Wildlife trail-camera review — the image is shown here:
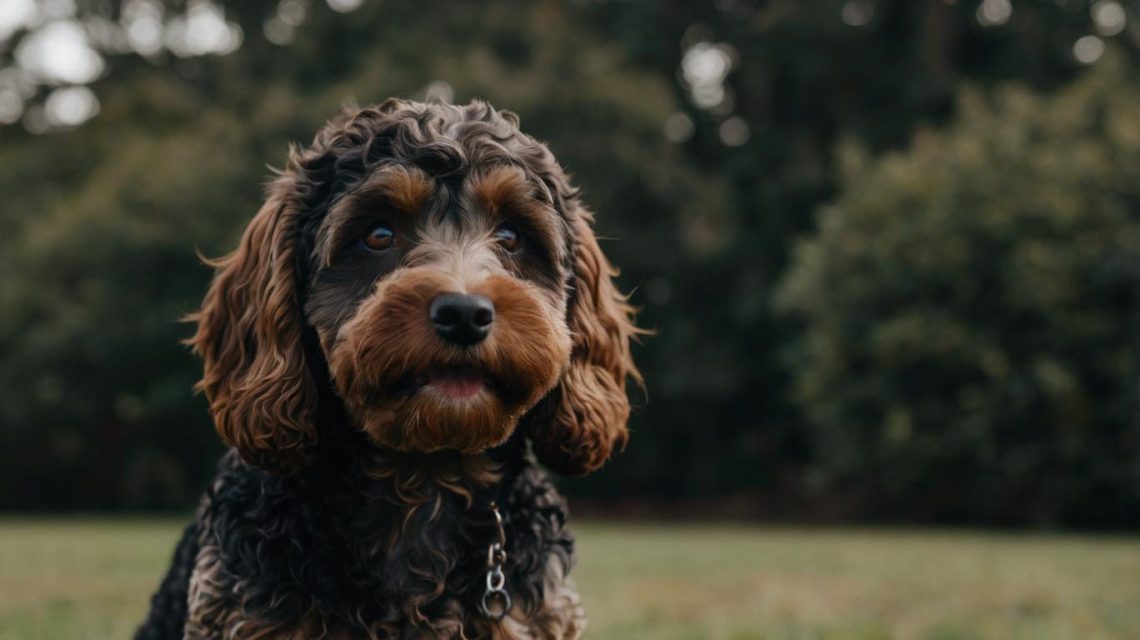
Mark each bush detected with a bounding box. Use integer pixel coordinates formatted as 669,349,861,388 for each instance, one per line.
777,57,1140,526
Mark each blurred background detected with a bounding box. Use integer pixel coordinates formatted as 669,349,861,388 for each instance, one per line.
0,1,1139,637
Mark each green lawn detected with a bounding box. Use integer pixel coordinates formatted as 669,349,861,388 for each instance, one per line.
0,519,1136,639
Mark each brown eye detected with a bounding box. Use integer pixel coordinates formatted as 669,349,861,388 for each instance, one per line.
362,223,395,251
493,224,521,253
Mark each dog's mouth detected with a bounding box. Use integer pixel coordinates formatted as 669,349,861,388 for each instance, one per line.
395,366,497,401
424,367,488,400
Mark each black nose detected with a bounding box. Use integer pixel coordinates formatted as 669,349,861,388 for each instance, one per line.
429,293,494,346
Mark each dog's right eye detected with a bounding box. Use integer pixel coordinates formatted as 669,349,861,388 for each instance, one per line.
362,223,395,251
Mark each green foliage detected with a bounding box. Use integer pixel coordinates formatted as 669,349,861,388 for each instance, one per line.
777,57,1140,525
571,0,1140,508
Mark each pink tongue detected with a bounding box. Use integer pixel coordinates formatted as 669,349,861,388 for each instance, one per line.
430,373,484,399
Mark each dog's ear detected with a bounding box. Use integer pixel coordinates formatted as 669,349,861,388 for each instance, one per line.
527,205,642,475
188,173,318,475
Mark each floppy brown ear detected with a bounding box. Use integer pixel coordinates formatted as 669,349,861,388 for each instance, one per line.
527,206,642,475
188,174,318,475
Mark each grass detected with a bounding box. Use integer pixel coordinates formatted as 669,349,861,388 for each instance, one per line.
0,519,1137,639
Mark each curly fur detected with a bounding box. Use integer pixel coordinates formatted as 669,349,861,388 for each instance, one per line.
136,100,637,639
175,443,578,639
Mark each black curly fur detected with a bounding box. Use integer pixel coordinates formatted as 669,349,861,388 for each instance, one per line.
136,431,574,638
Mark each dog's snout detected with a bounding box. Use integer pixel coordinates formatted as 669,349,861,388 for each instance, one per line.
429,293,494,346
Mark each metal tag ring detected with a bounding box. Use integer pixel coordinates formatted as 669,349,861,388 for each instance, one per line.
486,567,506,592
486,542,502,569
479,588,512,621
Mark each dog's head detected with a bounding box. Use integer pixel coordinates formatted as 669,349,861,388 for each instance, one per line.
190,100,639,476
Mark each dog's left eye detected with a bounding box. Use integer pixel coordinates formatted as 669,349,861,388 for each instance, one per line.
493,224,521,253
362,223,395,251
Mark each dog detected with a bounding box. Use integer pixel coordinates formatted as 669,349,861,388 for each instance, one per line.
134,99,640,639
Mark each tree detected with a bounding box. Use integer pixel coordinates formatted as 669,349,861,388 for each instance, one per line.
777,56,1140,526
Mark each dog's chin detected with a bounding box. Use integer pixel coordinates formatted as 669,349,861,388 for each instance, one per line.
349,368,532,453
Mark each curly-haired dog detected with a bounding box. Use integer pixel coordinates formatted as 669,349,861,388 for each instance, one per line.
134,99,639,640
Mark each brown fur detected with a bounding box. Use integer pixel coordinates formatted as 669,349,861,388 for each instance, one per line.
187,181,319,475
525,207,642,475
318,165,436,268
328,267,571,453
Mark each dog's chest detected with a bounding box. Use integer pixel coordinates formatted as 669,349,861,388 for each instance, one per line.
184,455,584,639
185,526,586,640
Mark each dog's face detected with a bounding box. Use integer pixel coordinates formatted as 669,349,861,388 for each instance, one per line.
309,163,573,454
191,100,639,475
